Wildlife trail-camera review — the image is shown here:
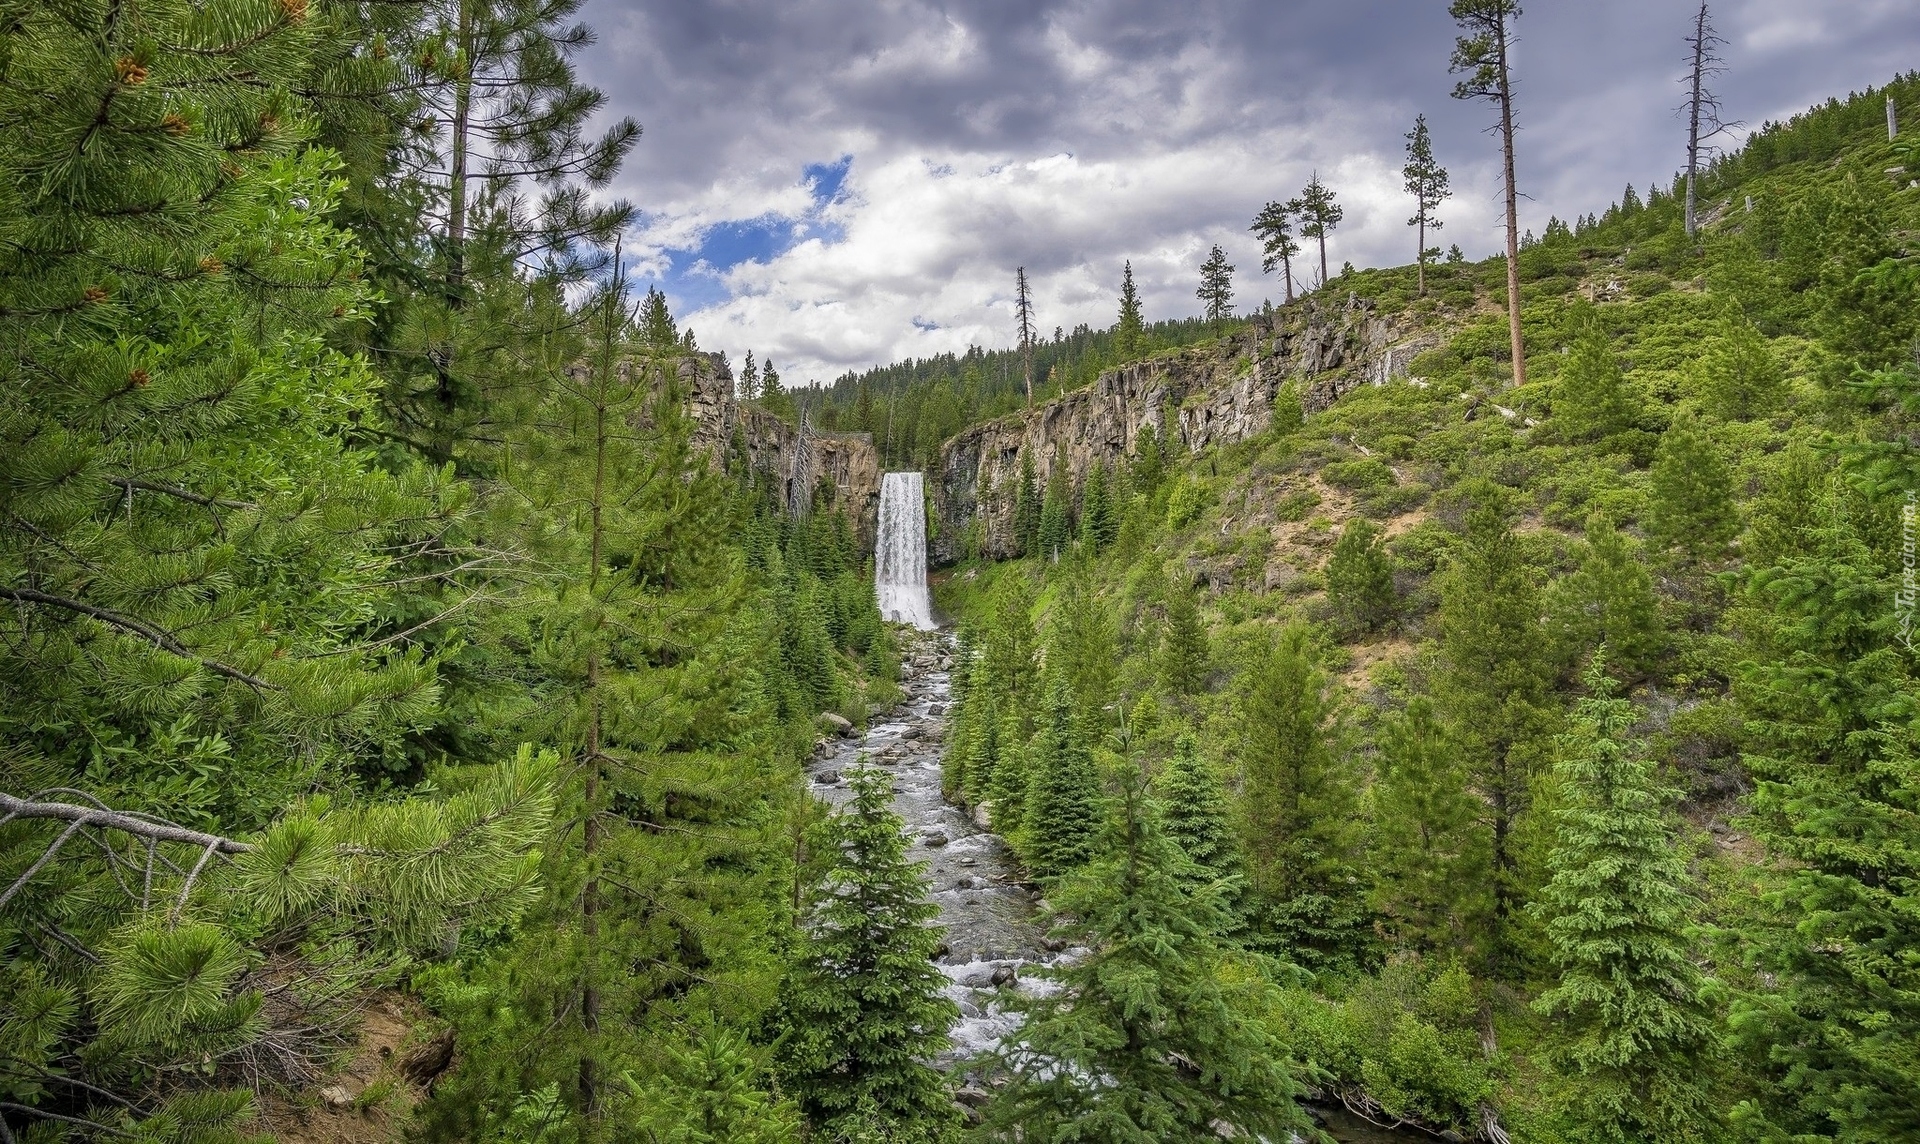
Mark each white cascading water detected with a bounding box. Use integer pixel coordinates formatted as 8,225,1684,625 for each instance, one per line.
875,472,937,630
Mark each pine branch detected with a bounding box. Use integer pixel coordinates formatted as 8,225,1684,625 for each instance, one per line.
0,587,277,690
106,476,254,510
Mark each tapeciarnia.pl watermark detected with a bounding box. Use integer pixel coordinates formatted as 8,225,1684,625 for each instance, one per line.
1901,490,1916,650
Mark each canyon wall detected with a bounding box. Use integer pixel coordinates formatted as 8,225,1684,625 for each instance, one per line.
678,353,886,550
931,291,1439,563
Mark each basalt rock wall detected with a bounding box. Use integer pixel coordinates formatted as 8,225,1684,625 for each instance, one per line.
931,292,1438,563
641,352,886,551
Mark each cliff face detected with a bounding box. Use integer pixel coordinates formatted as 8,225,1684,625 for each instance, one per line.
931,292,1438,563
677,353,886,550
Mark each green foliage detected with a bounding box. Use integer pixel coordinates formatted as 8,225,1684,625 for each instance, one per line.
1532,659,1718,1143
1116,262,1146,359
1369,699,1489,952
778,766,957,1138
1198,244,1235,328
978,773,1309,1143
1250,200,1302,301
1294,173,1344,286
1234,625,1366,962
1326,519,1397,635
1037,465,1072,559
1694,305,1786,420
1159,581,1211,700
1080,461,1119,552
1544,513,1664,679
1647,410,1736,564
1022,686,1104,879
1154,734,1241,894
1551,304,1642,442
1435,488,1553,973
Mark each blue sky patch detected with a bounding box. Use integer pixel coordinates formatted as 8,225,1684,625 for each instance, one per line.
639,156,854,325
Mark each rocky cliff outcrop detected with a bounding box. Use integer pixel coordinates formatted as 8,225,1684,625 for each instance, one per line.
932,292,1439,563
678,353,885,550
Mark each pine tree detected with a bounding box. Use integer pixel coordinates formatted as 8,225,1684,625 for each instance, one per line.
1326,518,1397,635
374,0,639,467
978,771,1308,1144
1294,174,1344,288
740,350,760,402
1080,461,1118,551
1016,266,1037,406
1155,734,1241,892
1695,305,1785,420
641,286,679,346
1037,465,1071,560
778,765,958,1137
1450,0,1528,387
1727,360,1920,1142
1546,513,1664,679
1435,487,1553,973
1553,304,1641,442
1250,200,1301,303
1047,569,1120,729
1235,625,1365,961
1159,582,1211,700
1370,698,1490,951
1197,244,1235,330
1532,658,1718,1144
1116,261,1146,358
1023,686,1104,879
1013,452,1042,557
1647,410,1735,564
1403,114,1453,296
625,1022,801,1143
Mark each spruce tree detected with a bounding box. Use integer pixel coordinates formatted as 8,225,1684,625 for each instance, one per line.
1023,685,1104,879
1435,487,1553,973
777,765,958,1138
1532,658,1718,1144
1197,244,1235,329
1403,114,1453,296
1047,569,1119,729
1250,200,1301,303
1116,261,1146,358
978,772,1308,1144
1037,465,1071,560
1080,461,1118,552
1647,410,1736,564
1154,734,1241,893
1553,304,1641,443
740,350,761,402
1546,513,1664,679
1013,452,1042,556
1728,361,1920,1142
1294,173,1344,288
640,286,679,346
1159,582,1211,700
1326,518,1398,635
1235,625,1365,961
1369,698,1490,951
1695,305,1785,420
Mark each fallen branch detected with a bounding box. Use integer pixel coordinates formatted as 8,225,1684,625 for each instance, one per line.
0,792,250,911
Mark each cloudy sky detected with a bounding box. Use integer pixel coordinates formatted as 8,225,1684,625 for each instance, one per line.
577,0,1919,383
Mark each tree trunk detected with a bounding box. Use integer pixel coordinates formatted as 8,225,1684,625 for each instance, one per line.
445,0,474,303
577,304,613,1128
1417,214,1427,296
1684,2,1708,238
1283,256,1294,304
1495,23,1526,389
1318,234,1329,290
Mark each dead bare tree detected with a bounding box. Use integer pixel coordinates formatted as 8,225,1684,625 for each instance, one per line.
1016,267,1037,407
1450,0,1528,389
1681,2,1740,238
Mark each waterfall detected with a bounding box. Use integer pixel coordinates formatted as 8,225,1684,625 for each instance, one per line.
876,472,936,630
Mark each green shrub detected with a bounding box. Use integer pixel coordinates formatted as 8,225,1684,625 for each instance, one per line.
1321,458,1398,494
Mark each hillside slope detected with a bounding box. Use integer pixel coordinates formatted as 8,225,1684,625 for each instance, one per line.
931,74,1920,1142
